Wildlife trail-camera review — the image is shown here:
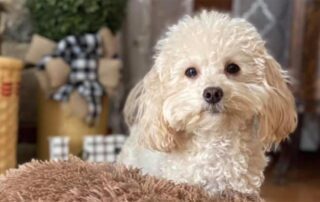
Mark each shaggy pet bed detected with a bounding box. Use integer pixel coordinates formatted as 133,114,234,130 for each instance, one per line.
0,157,261,201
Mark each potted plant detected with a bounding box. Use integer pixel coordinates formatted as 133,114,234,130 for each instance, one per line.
27,0,127,41
25,0,127,159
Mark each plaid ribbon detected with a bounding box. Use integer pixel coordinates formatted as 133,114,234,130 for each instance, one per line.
37,34,105,123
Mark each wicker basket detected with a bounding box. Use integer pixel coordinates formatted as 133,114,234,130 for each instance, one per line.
0,57,23,174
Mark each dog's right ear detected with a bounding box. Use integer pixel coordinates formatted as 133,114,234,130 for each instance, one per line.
123,67,180,152
123,79,145,127
123,67,160,127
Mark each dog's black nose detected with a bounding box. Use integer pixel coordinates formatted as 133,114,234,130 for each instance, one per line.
203,87,223,104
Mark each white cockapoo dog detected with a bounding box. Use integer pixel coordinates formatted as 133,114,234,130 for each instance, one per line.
118,11,297,195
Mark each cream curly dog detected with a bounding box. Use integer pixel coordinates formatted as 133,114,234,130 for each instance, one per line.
118,11,297,195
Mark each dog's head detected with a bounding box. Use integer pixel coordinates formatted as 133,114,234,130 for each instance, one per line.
124,11,297,152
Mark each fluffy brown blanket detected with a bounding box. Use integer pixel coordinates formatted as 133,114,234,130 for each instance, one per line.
0,157,261,201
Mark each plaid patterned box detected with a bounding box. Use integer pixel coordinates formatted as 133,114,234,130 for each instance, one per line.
83,134,127,163
48,136,70,161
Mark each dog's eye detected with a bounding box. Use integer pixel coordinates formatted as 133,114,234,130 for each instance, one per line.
225,63,240,75
185,67,198,78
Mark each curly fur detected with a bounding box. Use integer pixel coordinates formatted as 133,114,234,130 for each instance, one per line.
118,11,297,195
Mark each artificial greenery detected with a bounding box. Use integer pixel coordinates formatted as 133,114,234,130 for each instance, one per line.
27,0,127,41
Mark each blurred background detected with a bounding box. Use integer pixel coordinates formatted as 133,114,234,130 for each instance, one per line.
0,0,319,201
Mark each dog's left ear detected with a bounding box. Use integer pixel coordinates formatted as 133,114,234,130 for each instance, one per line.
259,54,297,146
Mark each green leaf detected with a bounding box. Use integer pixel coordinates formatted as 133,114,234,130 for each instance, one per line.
27,0,128,41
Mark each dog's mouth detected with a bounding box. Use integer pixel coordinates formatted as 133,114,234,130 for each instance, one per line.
202,103,224,114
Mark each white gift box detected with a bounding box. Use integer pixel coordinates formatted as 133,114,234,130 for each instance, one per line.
83,134,127,163
48,136,70,161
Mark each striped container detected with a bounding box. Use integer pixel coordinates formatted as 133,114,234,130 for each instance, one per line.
0,57,23,173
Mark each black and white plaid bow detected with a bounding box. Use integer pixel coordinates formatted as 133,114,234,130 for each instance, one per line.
37,34,105,124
